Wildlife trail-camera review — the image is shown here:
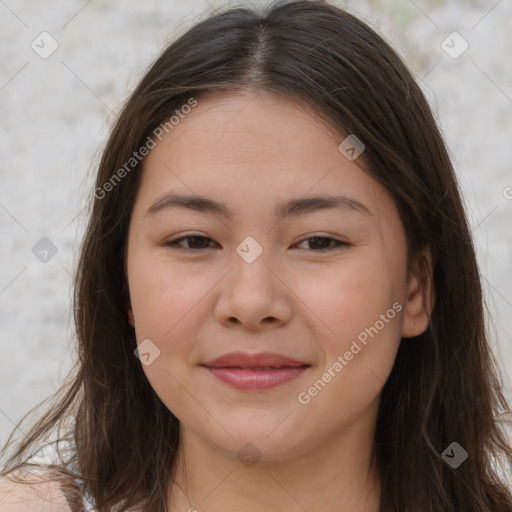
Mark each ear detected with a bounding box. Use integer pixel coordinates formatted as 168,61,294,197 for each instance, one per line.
127,303,135,328
401,245,435,338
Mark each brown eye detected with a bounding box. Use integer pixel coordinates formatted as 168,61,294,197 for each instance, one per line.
164,235,348,252
295,237,347,251
165,236,218,250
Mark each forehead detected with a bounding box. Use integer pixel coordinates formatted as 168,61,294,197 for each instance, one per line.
132,88,402,235
141,89,374,197
156,89,341,163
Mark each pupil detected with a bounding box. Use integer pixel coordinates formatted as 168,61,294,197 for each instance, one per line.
189,236,209,248
309,237,329,249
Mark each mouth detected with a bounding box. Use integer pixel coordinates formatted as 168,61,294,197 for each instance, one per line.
201,352,311,390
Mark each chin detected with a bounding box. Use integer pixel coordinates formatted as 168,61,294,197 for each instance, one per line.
199,422,309,462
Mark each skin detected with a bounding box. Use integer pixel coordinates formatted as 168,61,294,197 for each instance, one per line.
126,88,434,512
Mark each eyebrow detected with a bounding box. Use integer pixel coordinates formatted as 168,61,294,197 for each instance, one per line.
145,192,373,219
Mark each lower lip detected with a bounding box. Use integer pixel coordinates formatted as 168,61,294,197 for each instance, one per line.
205,365,310,390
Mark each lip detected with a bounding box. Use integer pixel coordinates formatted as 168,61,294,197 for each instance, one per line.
201,351,311,390
203,351,308,369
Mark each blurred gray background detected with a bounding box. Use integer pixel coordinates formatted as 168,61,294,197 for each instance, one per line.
1,0,511,452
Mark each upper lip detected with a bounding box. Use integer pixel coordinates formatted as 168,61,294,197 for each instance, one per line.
202,351,309,369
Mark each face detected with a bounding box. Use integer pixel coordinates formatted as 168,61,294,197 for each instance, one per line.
126,88,430,461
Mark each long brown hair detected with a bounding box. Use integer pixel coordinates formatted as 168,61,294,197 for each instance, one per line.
1,1,511,510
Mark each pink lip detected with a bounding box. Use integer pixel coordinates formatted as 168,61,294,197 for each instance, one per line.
201,351,311,390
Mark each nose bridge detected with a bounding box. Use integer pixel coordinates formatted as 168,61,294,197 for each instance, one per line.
230,234,275,290
235,234,267,266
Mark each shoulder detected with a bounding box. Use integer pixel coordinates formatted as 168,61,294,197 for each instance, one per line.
0,469,73,512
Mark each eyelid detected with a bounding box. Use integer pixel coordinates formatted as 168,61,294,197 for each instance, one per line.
165,234,219,250
164,233,350,251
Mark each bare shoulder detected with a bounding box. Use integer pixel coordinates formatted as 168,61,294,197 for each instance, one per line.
0,469,73,512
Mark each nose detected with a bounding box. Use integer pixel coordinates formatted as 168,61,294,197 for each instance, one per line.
214,243,292,330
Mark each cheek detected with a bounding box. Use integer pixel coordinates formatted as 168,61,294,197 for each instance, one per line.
295,271,402,428
296,250,403,346
295,251,404,402
129,251,210,337
128,255,212,420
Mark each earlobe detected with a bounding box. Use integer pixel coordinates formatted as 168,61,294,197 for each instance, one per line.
401,246,435,338
127,306,135,328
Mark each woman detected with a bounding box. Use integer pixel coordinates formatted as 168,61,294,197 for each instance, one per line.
1,1,511,510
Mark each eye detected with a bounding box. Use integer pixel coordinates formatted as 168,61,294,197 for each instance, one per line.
294,236,348,251
164,235,347,251
165,235,219,250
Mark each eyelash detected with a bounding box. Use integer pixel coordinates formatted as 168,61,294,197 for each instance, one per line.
164,235,348,252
